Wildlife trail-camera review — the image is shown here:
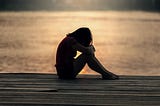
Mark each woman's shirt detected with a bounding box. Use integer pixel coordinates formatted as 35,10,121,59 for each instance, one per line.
55,36,77,71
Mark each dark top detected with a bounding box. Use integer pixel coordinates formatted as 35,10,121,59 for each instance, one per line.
55,36,77,78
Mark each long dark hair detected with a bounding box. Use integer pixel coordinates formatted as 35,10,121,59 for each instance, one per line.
67,27,93,47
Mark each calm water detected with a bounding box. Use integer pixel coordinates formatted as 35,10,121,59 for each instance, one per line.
0,11,160,75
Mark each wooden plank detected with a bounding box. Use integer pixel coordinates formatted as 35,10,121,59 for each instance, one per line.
0,73,159,106
0,94,159,105
0,96,159,106
0,73,160,80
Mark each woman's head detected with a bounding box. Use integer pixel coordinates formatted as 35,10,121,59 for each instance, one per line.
67,27,93,46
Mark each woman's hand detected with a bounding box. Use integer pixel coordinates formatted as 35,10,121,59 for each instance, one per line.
88,45,96,55
72,42,95,55
90,45,96,52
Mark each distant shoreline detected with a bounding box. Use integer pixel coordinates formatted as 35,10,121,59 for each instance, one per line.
0,10,160,13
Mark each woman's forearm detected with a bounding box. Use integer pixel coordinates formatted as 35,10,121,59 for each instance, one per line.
72,43,95,54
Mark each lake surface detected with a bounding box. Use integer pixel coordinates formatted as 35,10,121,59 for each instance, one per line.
0,11,160,75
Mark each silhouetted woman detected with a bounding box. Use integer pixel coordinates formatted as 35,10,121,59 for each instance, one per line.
55,27,119,80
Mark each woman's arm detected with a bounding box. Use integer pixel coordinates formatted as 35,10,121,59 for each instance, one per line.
72,42,95,55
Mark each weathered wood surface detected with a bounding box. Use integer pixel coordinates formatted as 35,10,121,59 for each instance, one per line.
0,73,159,106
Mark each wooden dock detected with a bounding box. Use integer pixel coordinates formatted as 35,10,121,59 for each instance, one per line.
0,73,159,106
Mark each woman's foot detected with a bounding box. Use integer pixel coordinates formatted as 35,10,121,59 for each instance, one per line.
102,74,119,80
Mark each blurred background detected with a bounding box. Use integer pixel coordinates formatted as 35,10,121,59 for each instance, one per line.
0,0,160,11
0,0,160,76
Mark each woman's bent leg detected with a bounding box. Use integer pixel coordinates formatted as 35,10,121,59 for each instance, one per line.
73,54,87,77
73,53,119,79
86,54,119,79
